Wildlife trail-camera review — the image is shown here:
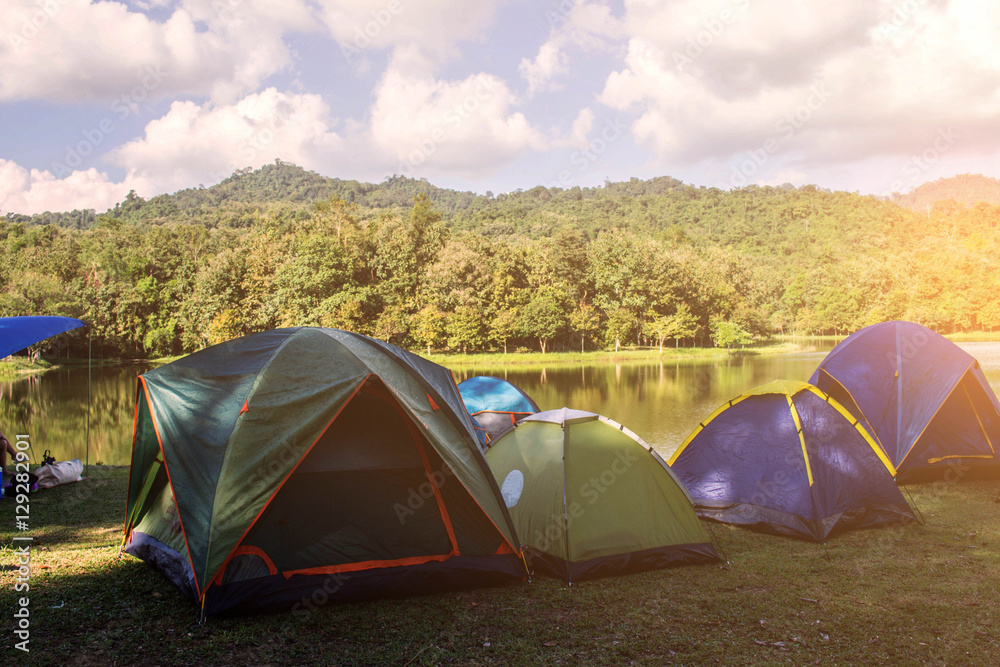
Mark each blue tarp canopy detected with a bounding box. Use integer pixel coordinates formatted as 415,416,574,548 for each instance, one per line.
0,316,86,359
810,320,1000,480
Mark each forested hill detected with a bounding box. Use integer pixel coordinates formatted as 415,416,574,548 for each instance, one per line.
2,161,481,229
893,174,1000,211
1,162,998,359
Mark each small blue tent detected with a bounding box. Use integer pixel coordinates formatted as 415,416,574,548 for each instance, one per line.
458,376,540,445
0,316,85,357
810,321,1000,481
669,381,915,541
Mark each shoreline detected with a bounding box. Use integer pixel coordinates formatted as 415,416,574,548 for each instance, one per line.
7,331,1000,376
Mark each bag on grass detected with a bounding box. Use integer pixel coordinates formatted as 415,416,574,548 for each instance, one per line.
3,471,39,496
34,458,83,489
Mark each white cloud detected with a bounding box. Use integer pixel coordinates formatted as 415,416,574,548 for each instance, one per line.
550,107,595,149
316,0,503,65
518,1,623,95
0,0,315,104
3,62,555,213
598,0,1000,175
106,88,346,193
370,54,546,179
520,40,570,95
0,159,137,214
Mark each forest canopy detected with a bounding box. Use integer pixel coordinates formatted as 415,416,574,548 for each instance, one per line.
3,162,999,359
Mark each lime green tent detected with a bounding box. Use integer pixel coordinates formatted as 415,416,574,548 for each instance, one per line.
123,328,524,616
485,408,718,582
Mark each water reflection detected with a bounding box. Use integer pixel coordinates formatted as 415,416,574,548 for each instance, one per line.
5,342,999,466
453,351,836,459
454,343,1000,460
0,364,149,466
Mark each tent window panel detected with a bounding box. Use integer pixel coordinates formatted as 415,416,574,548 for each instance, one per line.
964,373,1000,453
127,393,161,516
221,552,275,584
473,412,519,439
424,451,506,556
133,470,187,556
297,388,424,472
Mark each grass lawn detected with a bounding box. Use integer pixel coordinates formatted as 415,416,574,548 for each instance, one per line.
2,467,999,666
0,357,54,381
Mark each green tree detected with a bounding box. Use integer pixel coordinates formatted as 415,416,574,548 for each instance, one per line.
490,307,520,354
446,305,487,353
411,304,448,354
519,290,567,353
711,318,753,350
569,301,600,353
604,308,636,351
668,303,699,348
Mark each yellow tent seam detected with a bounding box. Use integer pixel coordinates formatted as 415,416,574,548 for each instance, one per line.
805,385,896,476
786,394,813,486
668,394,751,465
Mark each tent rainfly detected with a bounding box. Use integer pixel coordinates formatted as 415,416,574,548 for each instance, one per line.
810,320,1000,481
669,380,917,541
123,328,526,616
486,408,719,582
458,375,541,446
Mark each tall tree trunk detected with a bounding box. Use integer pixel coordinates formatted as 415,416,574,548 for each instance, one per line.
540,339,547,354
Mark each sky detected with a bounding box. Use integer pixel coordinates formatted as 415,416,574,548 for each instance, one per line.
2,0,1000,215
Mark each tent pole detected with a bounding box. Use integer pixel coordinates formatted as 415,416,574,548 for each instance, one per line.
86,328,91,476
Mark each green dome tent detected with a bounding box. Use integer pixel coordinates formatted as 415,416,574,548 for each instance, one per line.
485,408,718,582
123,328,525,616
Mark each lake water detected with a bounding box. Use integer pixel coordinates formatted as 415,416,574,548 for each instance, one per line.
6,342,1000,466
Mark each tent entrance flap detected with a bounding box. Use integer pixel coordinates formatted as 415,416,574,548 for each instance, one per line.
232,377,457,579
126,328,527,615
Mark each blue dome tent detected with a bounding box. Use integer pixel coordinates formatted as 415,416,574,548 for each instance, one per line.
458,376,540,446
669,381,916,541
810,321,1000,481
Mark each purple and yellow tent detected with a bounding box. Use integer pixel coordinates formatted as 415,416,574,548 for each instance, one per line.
810,321,1000,481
